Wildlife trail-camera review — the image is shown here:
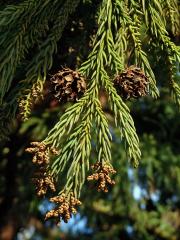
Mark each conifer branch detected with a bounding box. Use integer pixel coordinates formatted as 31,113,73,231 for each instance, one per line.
140,0,180,107
44,82,96,146
116,0,159,98
44,0,141,206
0,0,78,114
101,68,141,167
94,98,112,165
17,0,80,118
50,96,94,198
1,0,179,223
163,0,180,36
0,0,48,103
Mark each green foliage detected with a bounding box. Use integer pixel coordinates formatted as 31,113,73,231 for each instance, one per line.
1,86,179,240
139,0,180,107
0,0,179,227
0,0,80,120
41,0,179,199
80,95,180,240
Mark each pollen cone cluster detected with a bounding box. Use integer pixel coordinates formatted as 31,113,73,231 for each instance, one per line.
87,162,116,192
26,142,58,196
32,169,55,196
45,193,82,223
26,142,49,165
51,68,86,102
113,66,149,99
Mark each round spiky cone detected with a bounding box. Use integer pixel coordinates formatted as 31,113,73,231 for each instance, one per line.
113,66,149,99
51,68,86,102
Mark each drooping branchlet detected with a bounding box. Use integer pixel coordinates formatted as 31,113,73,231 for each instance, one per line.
113,66,149,99
45,193,81,223
87,162,116,192
19,82,43,121
51,68,86,102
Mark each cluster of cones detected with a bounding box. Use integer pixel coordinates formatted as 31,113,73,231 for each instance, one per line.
51,66,148,103
26,142,58,196
45,193,82,223
87,162,116,192
19,66,148,121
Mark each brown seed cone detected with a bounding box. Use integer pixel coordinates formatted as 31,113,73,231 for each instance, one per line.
113,66,149,99
51,68,86,102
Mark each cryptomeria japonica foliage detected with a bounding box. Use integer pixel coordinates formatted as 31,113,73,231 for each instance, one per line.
0,0,179,224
